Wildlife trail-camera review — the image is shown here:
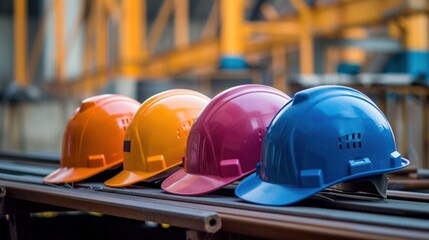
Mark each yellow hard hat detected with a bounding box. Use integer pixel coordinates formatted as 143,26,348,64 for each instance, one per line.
104,89,210,187
44,94,140,184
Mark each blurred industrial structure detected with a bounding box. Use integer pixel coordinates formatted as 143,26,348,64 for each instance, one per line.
0,0,429,167
1,1,429,239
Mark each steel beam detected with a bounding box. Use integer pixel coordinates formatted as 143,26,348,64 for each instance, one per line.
13,0,27,87
121,0,146,77
174,0,189,48
54,0,66,82
0,181,221,233
220,0,244,57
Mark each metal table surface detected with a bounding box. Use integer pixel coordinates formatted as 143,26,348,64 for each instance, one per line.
1,179,429,240
1,152,429,240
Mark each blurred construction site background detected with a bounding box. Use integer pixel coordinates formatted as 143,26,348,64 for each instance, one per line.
0,0,428,168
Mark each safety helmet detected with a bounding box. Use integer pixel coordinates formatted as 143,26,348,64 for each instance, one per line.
161,84,291,195
104,89,210,187
44,94,140,184
235,85,409,205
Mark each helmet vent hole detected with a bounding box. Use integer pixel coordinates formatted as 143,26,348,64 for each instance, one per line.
258,129,263,142
120,118,131,131
176,129,181,139
339,133,362,151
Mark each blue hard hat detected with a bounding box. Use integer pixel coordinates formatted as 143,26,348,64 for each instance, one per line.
235,85,410,206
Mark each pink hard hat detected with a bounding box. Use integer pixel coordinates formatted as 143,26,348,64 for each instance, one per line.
161,84,291,195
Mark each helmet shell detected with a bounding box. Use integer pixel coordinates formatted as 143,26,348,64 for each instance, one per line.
105,89,210,187
235,85,409,205
162,84,291,195
44,94,140,183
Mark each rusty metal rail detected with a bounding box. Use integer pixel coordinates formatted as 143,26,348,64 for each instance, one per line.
0,181,220,233
0,151,60,164
1,180,429,239
387,190,429,202
1,153,429,239
97,185,429,219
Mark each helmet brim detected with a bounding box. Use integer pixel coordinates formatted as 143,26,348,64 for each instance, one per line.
104,169,161,187
235,172,322,205
43,160,121,184
104,161,183,187
235,157,410,206
161,168,243,195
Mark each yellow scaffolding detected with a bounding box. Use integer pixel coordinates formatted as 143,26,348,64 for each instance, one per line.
14,0,27,87
11,0,429,95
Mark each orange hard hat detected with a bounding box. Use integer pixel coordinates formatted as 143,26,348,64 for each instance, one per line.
104,89,210,187
44,94,140,183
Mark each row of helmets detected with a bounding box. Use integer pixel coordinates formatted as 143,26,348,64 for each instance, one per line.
44,85,409,206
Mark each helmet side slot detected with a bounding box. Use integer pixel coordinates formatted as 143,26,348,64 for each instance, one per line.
338,133,362,151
